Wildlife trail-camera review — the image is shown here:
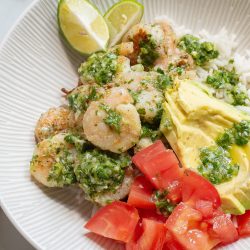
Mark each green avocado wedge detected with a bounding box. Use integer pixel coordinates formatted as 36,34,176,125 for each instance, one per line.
161,80,250,215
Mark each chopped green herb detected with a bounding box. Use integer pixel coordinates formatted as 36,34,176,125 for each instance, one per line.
78,52,118,85
198,146,239,185
68,93,87,112
167,64,185,76
178,34,219,66
67,86,99,112
206,67,240,89
74,149,131,197
47,150,77,186
141,125,160,141
156,68,165,74
99,103,122,133
153,190,175,216
138,35,160,68
217,120,250,148
140,79,149,87
155,69,172,91
153,102,163,124
229,86,249,106
176,67,184,75
206,66,249,106
137,108,146,116
216,130,233,149
129,90,141,104
64,133,87,152
233,120,250,146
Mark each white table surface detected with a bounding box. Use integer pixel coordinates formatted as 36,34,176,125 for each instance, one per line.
0,2,36,249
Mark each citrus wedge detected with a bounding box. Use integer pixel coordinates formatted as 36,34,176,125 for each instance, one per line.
104,0,144,47
58,0,110,55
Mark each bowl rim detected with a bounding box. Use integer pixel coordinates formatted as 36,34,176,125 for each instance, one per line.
0,1,43,248
1,1,250,249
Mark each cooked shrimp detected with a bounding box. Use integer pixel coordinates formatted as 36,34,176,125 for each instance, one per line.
109,42,134,57
135,88,163,123
30,133,77,187
116,56,132,75
122,21,177,67
82,87,141,153
155,20,177,56
93,167,134,206
122,21,195,72
35,107,75,142
113,71,165,123
67,84,105,132
78,51,131,85
123,23,166,66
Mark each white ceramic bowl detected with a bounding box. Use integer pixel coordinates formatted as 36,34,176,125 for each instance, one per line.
1,0,250,249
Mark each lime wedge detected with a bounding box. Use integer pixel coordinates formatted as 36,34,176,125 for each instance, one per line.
58,0,110,55
104,0,144,47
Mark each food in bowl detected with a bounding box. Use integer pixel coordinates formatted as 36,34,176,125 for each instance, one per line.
29,0,250,249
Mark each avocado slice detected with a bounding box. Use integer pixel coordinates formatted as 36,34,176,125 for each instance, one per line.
161,80,250,215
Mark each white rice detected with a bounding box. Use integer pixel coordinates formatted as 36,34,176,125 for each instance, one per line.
155,16,250,114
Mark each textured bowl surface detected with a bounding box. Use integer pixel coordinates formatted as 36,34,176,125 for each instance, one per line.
0,0,250,249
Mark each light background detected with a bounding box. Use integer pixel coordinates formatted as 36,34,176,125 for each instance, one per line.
0,1,35,249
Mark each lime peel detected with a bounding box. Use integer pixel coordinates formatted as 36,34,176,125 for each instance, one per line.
104,0,144,47
58,0,110,55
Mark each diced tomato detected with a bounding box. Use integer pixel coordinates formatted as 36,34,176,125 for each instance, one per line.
166,203,220,250
132,140,166,167
211,213,238,244
166,185,182,204
126,219,167,250
153,163,183,191
237,210,250,236
85,201,139,243
134,150,180,189
195,200,214,219
166,202,202,235
132,141,181,190
141,150,179,183
127,176,155,209
125,222,143,250
139,208,167,223
157,169,183,204
163,231,184,250
181,170,221,209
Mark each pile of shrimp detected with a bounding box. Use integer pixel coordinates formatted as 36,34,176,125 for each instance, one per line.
30,20,195,205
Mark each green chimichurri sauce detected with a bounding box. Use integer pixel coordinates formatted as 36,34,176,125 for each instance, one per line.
47,150,77,186
99,103,122,133
206,67,249,106
155,68,173,91
141,124,160,141
198,146,239,185
178,34,219,66
217,120,250,148
74,149,131,197
230,86,249,106
138,35,160,68
206,67,239,89
78,52,118,85
67,86,98,113
198,120,250,184
64,133,87,152
153,190,175,216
